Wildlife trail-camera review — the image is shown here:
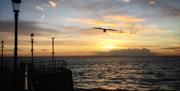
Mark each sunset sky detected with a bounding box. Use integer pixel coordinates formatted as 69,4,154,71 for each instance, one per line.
0,0,180,56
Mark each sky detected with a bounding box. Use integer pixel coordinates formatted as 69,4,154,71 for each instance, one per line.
0,0,180,56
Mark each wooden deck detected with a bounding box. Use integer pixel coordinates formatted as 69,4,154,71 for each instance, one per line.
0,60,74,91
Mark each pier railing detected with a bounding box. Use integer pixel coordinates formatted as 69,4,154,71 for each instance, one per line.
32,60,68,74
20,60,73,91
1,60,73,91
0,60,68,71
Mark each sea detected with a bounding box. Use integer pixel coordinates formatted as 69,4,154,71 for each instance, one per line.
2,56,180,90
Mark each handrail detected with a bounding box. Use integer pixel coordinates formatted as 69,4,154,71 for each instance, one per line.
33,60,68,74
16,60,71,91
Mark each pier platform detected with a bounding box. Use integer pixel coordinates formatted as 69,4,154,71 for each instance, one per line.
0,60,74,91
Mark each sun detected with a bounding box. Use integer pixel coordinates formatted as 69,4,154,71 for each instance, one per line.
99,40,121,51
104,44,115,49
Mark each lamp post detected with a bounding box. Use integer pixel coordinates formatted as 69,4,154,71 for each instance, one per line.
12,0,21,90
30,33,34,66
12,0,21,72
52,37,55,66
1,41,4,69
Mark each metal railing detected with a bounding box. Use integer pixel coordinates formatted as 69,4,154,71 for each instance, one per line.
32,60,68,74
1,60,72,91
22,60,69,91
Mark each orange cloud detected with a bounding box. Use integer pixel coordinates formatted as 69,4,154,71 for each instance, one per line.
65,18,94,25
65,18,119,27
65,16,168,37
65,18,146,35
79,28,103,35
103,15,145,22
65,15,145,29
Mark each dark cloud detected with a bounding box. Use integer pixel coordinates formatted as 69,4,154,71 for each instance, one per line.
41,49,48,52
96,48,157,56
162,47,180,52
167,9,180,16
134,46,158,48
120,45,159,48
0,20,62,36
55,39,95,46
154,0,180,17
60,0,133,17
58,0,180,28
163,47,180,50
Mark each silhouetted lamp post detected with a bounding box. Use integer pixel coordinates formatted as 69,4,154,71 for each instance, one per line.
12,0,21,90
12,0,21,72
1,41,4,69
52,37,55,64
31,33,34,66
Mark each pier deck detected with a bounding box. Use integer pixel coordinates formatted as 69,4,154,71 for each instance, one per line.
0,60,73,91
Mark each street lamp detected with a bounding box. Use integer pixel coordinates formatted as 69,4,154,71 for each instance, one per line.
1,41,4,69
12,0,21,12
12,0,21,91
30,33,34,66
12,0,21,71
52,37,55,66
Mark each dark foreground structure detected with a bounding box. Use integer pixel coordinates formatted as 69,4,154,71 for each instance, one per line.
0,60,74,91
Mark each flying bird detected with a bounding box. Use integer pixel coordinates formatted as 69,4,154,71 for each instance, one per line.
93,27,107,32
93,27,118,33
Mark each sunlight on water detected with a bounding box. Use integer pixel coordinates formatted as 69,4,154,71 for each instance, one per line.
101,84,120,90
65,56,180,90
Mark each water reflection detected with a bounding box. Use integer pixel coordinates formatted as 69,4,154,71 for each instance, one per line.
67,57,180,90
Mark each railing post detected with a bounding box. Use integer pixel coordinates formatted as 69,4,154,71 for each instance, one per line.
58,61,59,71
43,62,45,73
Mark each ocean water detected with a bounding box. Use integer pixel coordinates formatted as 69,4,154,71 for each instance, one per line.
2,56,180,90
65,56,180,90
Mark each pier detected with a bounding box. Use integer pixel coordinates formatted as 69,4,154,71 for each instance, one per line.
0,60,74,91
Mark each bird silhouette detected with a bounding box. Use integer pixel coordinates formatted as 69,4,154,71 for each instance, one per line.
93,27,107,32
93,27,119,33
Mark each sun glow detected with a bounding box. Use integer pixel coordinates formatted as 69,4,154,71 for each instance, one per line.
104,44,115,49
99,40,123,51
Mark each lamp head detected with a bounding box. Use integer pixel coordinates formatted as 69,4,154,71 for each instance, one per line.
30,33,34,37
12,0,21,3
12,0,21,12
